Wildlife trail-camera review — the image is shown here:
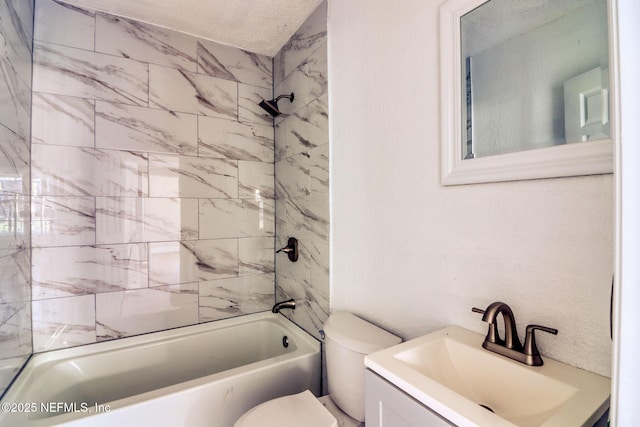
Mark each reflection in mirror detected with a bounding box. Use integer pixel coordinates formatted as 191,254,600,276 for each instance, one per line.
461,0,609,159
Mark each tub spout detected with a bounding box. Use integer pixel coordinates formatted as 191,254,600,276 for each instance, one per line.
272,299,296,313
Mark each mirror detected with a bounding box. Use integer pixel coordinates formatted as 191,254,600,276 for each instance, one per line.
440,0,615,185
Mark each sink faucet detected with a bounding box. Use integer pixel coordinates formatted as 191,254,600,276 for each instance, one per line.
472,302,558,366
472,302,522,350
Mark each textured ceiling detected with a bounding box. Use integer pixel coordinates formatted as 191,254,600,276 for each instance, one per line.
463,0,604,56
61,0,323,56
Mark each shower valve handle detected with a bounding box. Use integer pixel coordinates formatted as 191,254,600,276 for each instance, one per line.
276,237,299,262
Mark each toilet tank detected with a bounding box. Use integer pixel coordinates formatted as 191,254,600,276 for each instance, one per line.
323,312,402,422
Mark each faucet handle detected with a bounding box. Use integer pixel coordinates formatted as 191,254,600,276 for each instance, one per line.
523,324,558,366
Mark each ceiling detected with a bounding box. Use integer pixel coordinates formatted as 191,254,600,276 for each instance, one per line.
463,0,604,56
61,0,323,57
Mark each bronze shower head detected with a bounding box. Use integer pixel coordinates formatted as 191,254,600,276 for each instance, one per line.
258,93,294,117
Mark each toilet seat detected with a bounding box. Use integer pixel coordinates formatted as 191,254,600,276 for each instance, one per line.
233,390,338,427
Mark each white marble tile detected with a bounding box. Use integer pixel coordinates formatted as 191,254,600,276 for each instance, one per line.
274,235,311,290
238,84,273,126
95,101,198,155
307,240,329,293
0,134,30,195
149,239,238,286
32,295,96,352
31,93,95,147
1,0,34,89
274,197,286,237
284,195,329,243
31,196,95,247
198,116,274,162
274,2,327,83
275,274,326,341
17,303,31,356
32,145,149,197
275,144,328,199
34,0,95,50
308,42,328,100
95,197,143,244
199,199,275,239
238,161,275,199
276,237,328,296
96,13,197,72
274,42,327,117
274,64,311,117
199,273,274,322
273,0,329,344
149,155,238,198
0,302,23,326
308,144,329,195
0,356,29,395
274,120,287,162
239,237,274,276
0,304,31,358
0,319,21,359
0,58,31,139
0,249,30,304
33,41,149,106
0,195,29,250
142,198,199,242
275,154,309,200
96,197,199,244
149,65,237,120
96,283,198,341
8,0,34,51
32,244,149,299
2,0,33,59
275,94,328,160
197,40,272,89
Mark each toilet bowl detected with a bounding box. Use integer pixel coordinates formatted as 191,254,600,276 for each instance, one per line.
234,312,402,427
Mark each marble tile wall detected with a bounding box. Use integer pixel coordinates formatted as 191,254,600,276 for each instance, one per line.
0,0,34,394
273,2,329,341
31,0,276,352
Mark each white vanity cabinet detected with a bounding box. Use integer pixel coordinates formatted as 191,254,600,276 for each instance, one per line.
365,370,455,427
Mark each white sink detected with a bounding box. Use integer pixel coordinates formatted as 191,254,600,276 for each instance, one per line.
365,326,610,427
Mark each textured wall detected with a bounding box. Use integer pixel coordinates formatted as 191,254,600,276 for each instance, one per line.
30,0,276,352
329,0,613,377
274,3,329,340
0,0,34,394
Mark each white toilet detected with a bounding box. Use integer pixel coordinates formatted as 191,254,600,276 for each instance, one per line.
234,312,402,427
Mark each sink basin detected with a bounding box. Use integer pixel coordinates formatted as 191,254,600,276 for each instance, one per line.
365,326,610,427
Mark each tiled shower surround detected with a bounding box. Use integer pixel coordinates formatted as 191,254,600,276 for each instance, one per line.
0,0,34,392
0,0,328,393
30,0,278,351
273,5,329,340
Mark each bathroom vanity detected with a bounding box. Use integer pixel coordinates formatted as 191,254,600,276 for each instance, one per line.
365,370,454,427
364,326,611,427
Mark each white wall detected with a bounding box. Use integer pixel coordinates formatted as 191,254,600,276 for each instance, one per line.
328,0,613,377
612,0,640,422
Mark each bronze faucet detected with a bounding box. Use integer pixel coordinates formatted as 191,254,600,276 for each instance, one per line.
472,302,558,366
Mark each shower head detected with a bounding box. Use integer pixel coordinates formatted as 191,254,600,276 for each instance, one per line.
258,93,294,117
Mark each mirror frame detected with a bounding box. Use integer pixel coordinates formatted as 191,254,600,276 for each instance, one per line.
440,0,616,186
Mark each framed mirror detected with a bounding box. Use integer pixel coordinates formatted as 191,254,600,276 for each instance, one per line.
440,0,615,185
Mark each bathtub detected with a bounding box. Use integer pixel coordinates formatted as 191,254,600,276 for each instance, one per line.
0,312,321,427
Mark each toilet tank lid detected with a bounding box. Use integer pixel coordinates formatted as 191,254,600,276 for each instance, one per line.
323,312,402,354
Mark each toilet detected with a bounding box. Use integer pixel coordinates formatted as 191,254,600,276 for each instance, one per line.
234,312,402,427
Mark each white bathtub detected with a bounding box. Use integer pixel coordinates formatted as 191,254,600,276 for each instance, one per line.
0,312,321,427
